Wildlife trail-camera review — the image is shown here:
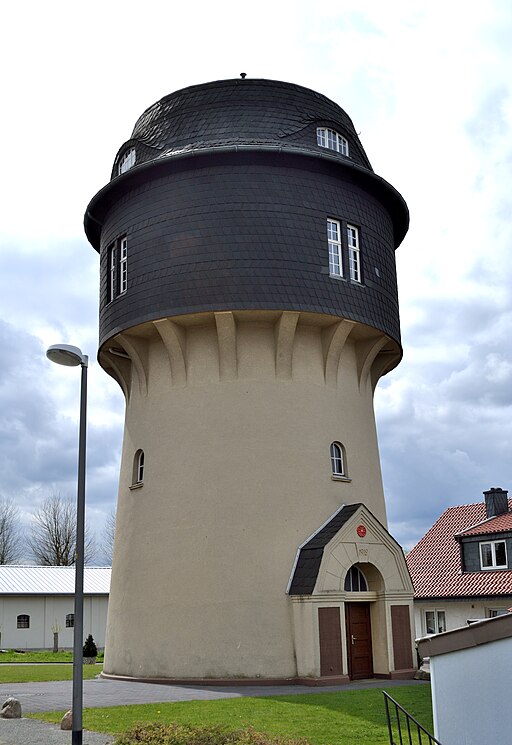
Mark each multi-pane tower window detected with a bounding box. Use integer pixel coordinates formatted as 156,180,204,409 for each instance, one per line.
327,221,361,282
108,236,128,303
327,220,343,277
347,225,361,283
119,237,128,293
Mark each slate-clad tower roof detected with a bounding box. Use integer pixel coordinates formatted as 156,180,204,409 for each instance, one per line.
85,78,408,352
85,79,412,683
113,79,374,173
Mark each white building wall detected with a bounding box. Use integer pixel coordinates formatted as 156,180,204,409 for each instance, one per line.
430,637,512,745
0,596,108,650
413,599,512,639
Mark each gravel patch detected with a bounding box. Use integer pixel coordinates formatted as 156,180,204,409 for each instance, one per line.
0,717,113,745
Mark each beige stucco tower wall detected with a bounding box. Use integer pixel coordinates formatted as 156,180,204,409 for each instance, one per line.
84,78,413,681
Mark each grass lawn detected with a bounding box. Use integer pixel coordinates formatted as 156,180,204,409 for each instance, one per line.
32,685,433,745
0,649,103,663
0,663,102,683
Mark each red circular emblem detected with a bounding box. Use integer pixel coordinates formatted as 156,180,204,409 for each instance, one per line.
357,525,367,538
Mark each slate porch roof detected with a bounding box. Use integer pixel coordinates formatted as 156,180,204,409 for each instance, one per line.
406,501,512,600
288,503,360,595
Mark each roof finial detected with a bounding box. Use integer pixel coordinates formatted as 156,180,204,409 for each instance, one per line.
240,72,247,79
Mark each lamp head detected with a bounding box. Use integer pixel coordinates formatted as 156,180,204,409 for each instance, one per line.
46,344,87,367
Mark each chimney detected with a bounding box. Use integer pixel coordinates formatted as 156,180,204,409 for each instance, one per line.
483,487,509,519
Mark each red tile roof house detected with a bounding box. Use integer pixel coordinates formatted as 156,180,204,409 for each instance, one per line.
406,488,512,640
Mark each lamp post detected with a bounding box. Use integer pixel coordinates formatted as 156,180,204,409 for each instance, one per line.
46,344,88,745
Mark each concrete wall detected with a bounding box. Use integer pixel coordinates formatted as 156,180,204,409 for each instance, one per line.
104,311,397,680
0,595,108,650
422,621,512,745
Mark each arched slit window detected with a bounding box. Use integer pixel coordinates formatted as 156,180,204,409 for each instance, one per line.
344,566,368,592
132,449,145,485
17,614,30,629
330,441,346,477
66,613,74,628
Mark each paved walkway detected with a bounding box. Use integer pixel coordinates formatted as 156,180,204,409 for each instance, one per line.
0,677,426,745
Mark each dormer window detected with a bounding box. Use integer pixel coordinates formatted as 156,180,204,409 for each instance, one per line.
317,128,349,156
480,540,507,569
118,148,136,175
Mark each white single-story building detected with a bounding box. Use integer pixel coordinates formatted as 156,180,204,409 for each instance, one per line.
0,566,111,650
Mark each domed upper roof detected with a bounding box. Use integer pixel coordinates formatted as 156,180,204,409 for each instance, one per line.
110,78,373,178
85,78,408,251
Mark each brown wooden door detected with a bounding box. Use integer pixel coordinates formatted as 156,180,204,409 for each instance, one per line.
345,603,373,680
318,607,343,676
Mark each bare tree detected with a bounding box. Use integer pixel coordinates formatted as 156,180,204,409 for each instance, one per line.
0,498,22,564
102,508,117,565
28,494,96,565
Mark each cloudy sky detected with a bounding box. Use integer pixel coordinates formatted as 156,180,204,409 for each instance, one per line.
1,0,511,559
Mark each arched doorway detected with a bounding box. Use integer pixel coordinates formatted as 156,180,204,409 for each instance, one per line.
288,503,416,681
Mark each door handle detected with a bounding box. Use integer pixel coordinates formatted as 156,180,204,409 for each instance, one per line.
351,635,357,645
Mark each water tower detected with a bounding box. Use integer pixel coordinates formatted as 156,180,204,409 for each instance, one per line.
85,78,415,683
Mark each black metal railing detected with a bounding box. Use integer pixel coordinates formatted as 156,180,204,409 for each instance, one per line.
383,691,442,745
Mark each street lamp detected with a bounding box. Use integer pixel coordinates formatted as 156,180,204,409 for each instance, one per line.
47,343,88,745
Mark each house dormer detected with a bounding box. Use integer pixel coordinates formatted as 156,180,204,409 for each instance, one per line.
456,489,512,573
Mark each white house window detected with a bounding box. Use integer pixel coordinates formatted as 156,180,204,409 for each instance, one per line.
347,225,361,283
107,236,128,303
330,441,346,477
118,148,136,174
327,219,343,277
66,613,74,628
132,449,145,486
344,565,368,592
17,614,30,629
317,127,349,156
425,609,446,635
480,540,507,569
487,608,508,618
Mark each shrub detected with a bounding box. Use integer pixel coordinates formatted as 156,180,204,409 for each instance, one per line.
83,634,98,658
114,724,312,745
